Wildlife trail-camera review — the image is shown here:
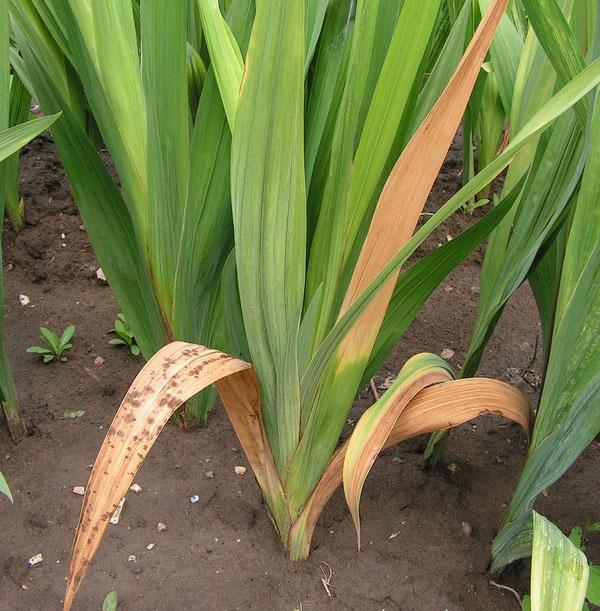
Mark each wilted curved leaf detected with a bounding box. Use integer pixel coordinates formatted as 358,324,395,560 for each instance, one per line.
343,353,453,546
64,342,285,611
289,378,530,560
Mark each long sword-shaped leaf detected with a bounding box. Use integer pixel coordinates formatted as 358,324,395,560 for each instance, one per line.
343,0,444,271
142,0,189,324
288,0,509,515
0,115,58,159
520,0,587,127
305,0,380,349
64,342,286,611
492,98,600,569
58,0,148,240
304,0,352,187
305,0,329,72
197,0,243,129
10,26,166,356
344,353,453,546
530,512,589,611
231,0,306,473
172,0,254,347
288,377,530,560
492,241,600,569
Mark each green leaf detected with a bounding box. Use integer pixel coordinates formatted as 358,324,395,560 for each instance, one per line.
102,590,118,611
108,338,127,346
0,468,12,502
343,0,444,282
493,241,600,569
520,0,587,127
40,327,60,353
568,526,584,550
142,0,189,323
587,565,600,605
0,115,60,163
60,325,75,347
231,0,306,472
197,0,243,129
63,410,85,419
130,344,141,357
172,0,254,347
26,346,51,355
10,10,166,358
530,512,589,611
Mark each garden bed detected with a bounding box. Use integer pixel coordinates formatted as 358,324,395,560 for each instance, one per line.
0,134,597,610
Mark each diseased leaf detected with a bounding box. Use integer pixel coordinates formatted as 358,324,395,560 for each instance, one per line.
288,377,530,560
64,342,286,610
530,512,589,611
343,353,453,545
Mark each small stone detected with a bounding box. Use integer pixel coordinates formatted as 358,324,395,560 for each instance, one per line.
446,234,453,242
157,522,167,533
447,462,458,473
462,521,473,538
129,483,142,494
96,267,107,282
127,555,136,562
94,356,105,366
27,553,43,568
391,456,404,464
72,486,85,496
146,543,155,550
441,348,455,360
204,470,214,479
18,294,30,306
190,495,200,504
110,497,125,524
470,286,480,294
234,466,247,476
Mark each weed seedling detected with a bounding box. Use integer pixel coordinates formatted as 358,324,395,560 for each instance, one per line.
108,313,140,356
27,326,75,363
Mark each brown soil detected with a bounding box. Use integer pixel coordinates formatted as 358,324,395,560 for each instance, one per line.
0,135,597,610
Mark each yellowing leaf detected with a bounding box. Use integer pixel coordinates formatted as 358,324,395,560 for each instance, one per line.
64,342,285,611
